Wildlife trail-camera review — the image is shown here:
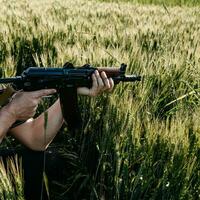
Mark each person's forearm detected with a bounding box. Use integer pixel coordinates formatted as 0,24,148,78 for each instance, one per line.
31,99,64,149
10,99,64,150
0,104,16,142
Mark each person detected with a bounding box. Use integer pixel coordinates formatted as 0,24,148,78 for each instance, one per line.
0,70,114,200
0,70,114,149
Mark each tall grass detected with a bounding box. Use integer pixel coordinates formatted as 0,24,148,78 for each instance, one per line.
0,0,199,199
97,0,200,6
0,156,24,200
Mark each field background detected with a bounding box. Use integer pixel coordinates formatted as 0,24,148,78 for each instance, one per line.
0,0,200,199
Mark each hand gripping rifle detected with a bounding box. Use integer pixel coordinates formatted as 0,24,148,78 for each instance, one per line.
0,63,141,131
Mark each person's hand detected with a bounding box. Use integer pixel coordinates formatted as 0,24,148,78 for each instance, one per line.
6,89,56,121
77,70,114,97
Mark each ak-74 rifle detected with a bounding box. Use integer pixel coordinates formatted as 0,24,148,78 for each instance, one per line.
0,62,141,131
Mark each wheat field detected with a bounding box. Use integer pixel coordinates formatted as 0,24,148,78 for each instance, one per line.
0,0,199,199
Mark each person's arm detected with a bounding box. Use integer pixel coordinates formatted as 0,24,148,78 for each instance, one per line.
0,88,56,143
9,99,63,151
0,105,17,142
9,71,114,151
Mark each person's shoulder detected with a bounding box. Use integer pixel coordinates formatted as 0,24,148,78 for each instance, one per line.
0,85,15,107
0,84,6,95
0,84,4,90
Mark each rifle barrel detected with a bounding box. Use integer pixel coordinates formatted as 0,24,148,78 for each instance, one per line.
113,75,141,82
0,77,22,84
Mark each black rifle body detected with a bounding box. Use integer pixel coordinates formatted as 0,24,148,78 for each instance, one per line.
0,63,141,91
0,63,141,131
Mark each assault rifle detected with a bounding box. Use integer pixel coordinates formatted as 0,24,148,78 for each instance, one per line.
0,63,141,131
